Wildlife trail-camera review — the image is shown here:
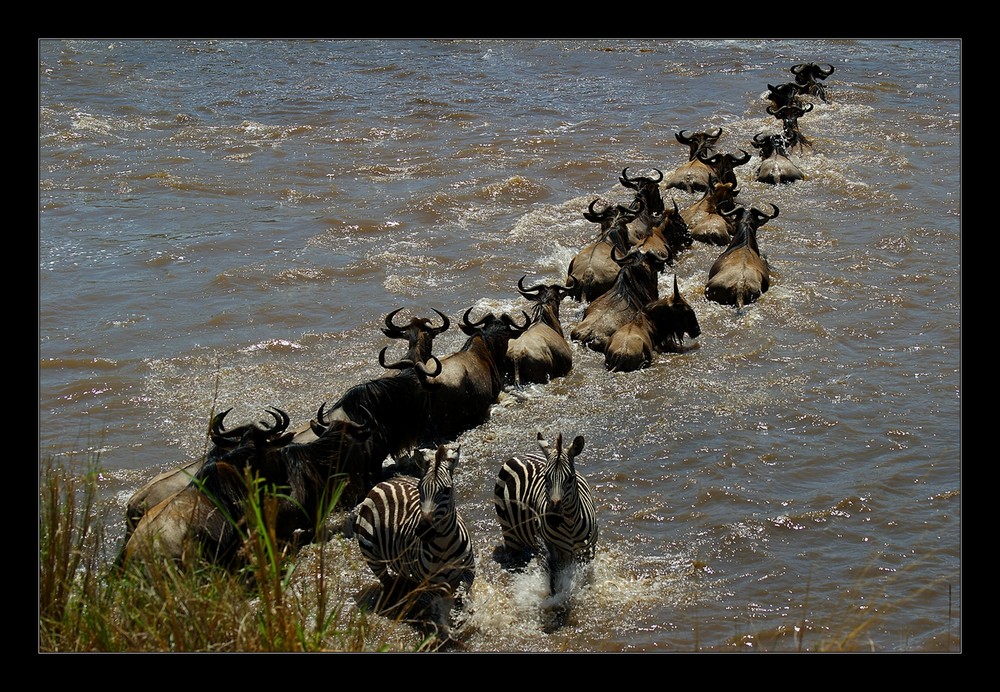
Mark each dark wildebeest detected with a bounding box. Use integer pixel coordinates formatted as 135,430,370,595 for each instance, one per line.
662,128,724,193
379,307,450,368
121,406,295,550
567,199,639,303
425,307,530,441
604,276,702,372
705,203,779,308
505,276,575,386
619,168,692,258
766,82,806,112
570,246,668,355
681,180,739,246
317,350,444,503
751,132,805,185
791,62,835,103
697,149,752,190
120,410,372,571
767,102,815,156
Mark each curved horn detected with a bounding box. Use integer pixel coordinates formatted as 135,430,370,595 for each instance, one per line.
610,243,634,265
584,198,610,222
517,274,545,298
791,63,806,74
378,345,413,371
429,308,450,335
262,407,290,435
675,130,693,144
559,275,578,296
316,402,329,426
733,149,752,166
461,306,490,333
502,310,532,332
720,204,744,218
415,355,443,378
673,274,681,300
619,167,639,189
708,127,723,140
818,64,835,77
650,168,663,184
382,308,407,337
210,408,234,437
802,102,814,114
762,203,779,220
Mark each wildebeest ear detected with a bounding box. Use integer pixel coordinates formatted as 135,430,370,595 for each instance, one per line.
436,443,460,475
536,431,551,455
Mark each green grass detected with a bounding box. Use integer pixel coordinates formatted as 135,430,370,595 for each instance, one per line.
38,452,419,652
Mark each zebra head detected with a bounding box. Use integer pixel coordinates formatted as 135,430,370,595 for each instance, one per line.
417,444,461,537
537,431,585,524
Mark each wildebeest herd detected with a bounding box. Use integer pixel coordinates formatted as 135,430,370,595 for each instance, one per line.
117,62,835,643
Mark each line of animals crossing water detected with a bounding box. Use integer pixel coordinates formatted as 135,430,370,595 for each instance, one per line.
116,62,836,646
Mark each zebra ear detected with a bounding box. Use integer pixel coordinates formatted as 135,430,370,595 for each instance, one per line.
570,435,585,459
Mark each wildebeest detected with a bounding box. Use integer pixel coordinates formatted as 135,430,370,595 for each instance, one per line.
705,203,779,308
662,128,723,193
791,62,835,103
603,275,701,372
379,307,450,367
681,180,739,246
120,406,294,550
317,351,443,501
767,102,815,156
751,132,805,185
698,148,752,189
619,167,665,244
424,307,530,441
566,199,638,303
505,275,575,386
120,410,373,571
570,245,668,354
766,82,806,112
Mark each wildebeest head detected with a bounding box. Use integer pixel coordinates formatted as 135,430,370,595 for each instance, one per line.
766,82,806,111
675,128,723,161
791,63,835,102
517,275,574,327
620,167,665,217
697,149,752,189
209,406,294,454
380,307,450,366
460,307,531,341
653,198,693,254
720,203,779,254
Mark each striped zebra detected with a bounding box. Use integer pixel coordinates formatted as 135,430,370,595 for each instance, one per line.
354,443,475,638
494,431,598,589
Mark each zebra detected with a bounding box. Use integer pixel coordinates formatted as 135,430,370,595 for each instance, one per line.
354,443,475,639
494,431,598,595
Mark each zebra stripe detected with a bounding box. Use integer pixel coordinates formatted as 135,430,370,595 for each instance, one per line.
355,444,475,633
494,432,598,572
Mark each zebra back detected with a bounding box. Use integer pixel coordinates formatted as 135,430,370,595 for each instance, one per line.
355,444,475,595
494,451,547,558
